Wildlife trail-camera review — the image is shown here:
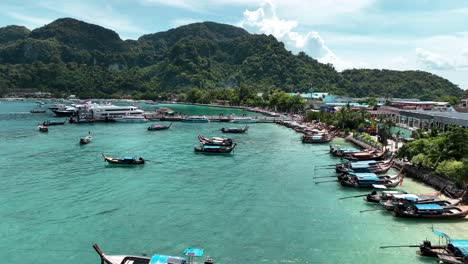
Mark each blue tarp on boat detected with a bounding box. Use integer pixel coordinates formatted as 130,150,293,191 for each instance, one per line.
451,240,468,247
150,254,185,264
432,229,448,238
356,176,380,181
350,172,378,177
183,248,204,257
414,204,443,210
202,145,223,149
350,163,372,169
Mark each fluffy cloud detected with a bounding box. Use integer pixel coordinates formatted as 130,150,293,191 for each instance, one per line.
416,48,468,70
239,0,355,70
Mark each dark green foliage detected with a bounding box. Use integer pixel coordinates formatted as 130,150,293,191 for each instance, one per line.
0,18,463,99
398,127,468,185
0,25,30,44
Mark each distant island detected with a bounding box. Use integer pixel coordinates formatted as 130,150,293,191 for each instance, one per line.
0,18,464,100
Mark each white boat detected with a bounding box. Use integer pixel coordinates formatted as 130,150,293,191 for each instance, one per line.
89,103,145,121
182,116,209,123
80,132,92,145
114,115,148,123
93,244,213,264
230,117,257,123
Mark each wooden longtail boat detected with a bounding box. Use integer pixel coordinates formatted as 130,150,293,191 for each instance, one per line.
393,203,468,219
381,229,468,262
302,132,334,143
102,153,145,165
148,122,172,131
365,188,407,203
339,174,401,188
80,132,92,145
380,195,461,211
194,143,236,154
43,120,66,126
93,244,214,264
198,135,233,146
336,159,394,174
342,150,390,161
220,125,248,133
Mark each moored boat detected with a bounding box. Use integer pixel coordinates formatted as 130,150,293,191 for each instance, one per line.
93,244,214,264
342,150,391,161
182,116,209,123
52,107,77,117
302,132,334,143
230,117,257,123
114,115,148,123
194,143,237,154
198,135,233,146
220,125,248,133
339,174,401,188
43,120,66,126
393,203,468,219
102,153,145,165
148,122,172,131
80,132,92,145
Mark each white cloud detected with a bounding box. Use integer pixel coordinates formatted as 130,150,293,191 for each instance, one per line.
239,0,359,71
416,48,468,70
6,12,52,28
37,1,146,39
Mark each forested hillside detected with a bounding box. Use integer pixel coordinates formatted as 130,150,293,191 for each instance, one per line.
0,18,463,99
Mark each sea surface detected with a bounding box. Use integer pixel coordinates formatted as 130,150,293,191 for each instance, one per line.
1,100,467,264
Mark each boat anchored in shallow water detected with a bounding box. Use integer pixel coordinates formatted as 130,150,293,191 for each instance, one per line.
194,143,237,154
102,154,145,165
93,244,214,264
148,122,172,131
220,125,249,133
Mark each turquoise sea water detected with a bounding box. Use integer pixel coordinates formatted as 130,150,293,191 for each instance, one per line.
1,100,467,264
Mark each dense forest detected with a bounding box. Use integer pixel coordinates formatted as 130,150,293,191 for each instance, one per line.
0,18,463,99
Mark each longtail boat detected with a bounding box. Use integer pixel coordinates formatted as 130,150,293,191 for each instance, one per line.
380,194,461,211
43,120,66,126
220,125,248,133
148,122,172,131
93,244,214,264
336,159,394,174
80,132,92,145
102,153,145,165
393,203,468,219
365,188,407,203
342,150,390,161
198,135,233,146
380,229,467,260
302,132,334,143
194,144,236,154
339,174,401,188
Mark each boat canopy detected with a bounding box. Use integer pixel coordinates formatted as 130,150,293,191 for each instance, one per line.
350,163,373,169
150,255,185,264
122,156,136,160
351,173,378,177
183,248,204,257
356,176,380,181
372,184,387,189
414,204,443,210
432,229,448,238
202,145,222,149
393,194,419,200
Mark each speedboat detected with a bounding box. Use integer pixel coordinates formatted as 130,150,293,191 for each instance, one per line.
182,116,209,123
114,115,148,123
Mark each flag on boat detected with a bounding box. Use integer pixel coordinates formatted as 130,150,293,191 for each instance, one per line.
432,228,448,238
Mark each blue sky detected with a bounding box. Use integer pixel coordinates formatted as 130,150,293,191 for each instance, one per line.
1,0,468,90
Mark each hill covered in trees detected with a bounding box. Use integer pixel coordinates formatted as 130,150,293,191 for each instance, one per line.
0,18,463,100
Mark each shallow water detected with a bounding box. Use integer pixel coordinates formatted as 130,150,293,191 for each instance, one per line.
0,100,467,264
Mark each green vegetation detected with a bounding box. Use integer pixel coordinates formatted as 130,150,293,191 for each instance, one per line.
0,18,464,100
183,87,305,113
398,127,468,186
